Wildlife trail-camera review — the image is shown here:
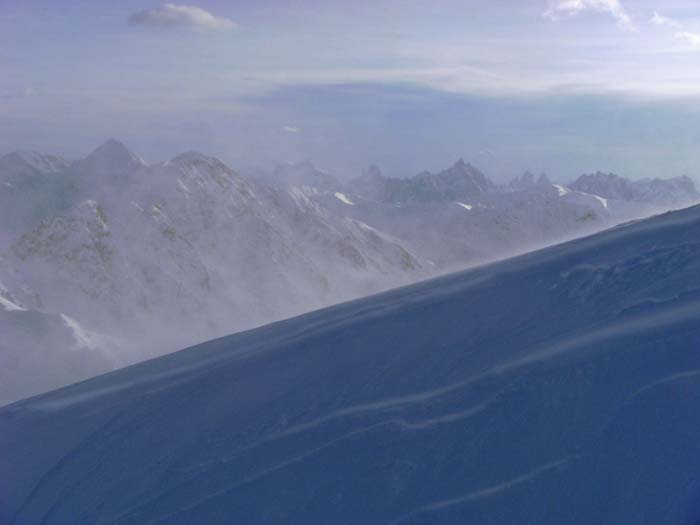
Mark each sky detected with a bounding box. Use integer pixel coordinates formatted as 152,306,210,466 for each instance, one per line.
2,0,700,181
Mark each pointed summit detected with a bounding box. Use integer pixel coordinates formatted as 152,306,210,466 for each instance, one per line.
452,158,468,170
437,159,494,195
510,171,553,191
537,172,551,186
80,139,145,177
348,164,387,201
509,170,536,190
86,139,143,165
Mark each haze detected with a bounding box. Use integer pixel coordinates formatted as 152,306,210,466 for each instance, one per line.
3,0,700,180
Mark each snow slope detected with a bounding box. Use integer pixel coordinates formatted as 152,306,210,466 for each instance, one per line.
2,204,700,524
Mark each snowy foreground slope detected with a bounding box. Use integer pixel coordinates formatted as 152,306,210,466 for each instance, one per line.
2,205,700,524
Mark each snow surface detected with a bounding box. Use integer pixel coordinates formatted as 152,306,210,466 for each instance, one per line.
573,189,609,209
590,193,608,208
552,183,570,196
3,204,700,524
334,191,355,205
0,294,24,311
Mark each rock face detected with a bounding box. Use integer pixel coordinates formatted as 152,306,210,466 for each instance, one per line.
509,170,552,190
3,204,700,524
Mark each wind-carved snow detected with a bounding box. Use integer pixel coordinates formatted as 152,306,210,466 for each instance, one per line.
392,459,569,524
334,192,355,205
456,202,473,210
4,204,700,524
628,369,700,401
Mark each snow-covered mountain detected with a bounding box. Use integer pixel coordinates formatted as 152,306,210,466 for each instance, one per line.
3,203,700,524
303,163,691,267
349,159,496,205
1,143,697,405
508,170,552,191
259,163,609,267
0,150,71,176
0,151,75,244
570,171,699,207
0,141,423,405
334,162,698,266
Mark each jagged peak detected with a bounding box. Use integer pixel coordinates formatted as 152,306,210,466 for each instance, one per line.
445,158,483,175
537,172,551,185
449,158,479,174
510,171,552,190
84,139,145,169
577,171,623,181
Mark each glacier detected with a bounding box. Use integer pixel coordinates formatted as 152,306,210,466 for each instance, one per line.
1,203,700,524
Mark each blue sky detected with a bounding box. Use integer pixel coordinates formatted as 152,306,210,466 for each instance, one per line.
2,0,700,180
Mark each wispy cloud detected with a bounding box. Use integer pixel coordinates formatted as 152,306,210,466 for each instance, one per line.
651,12,681,29
283,126,301,133
649,11,700,51
544,0,632,29
675,31,700,49
128,4,236,32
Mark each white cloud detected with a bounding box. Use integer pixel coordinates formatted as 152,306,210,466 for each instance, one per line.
651,12,681,28
675,31,700,49
649,11,700,51
129,4,236,31
544,0,632,29
283,126,301,133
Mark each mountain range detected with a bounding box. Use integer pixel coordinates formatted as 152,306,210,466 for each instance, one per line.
3,201,700,524
261,157,698,266
0,140,697,404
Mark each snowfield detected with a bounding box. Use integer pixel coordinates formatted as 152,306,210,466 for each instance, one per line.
2,204,700,524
